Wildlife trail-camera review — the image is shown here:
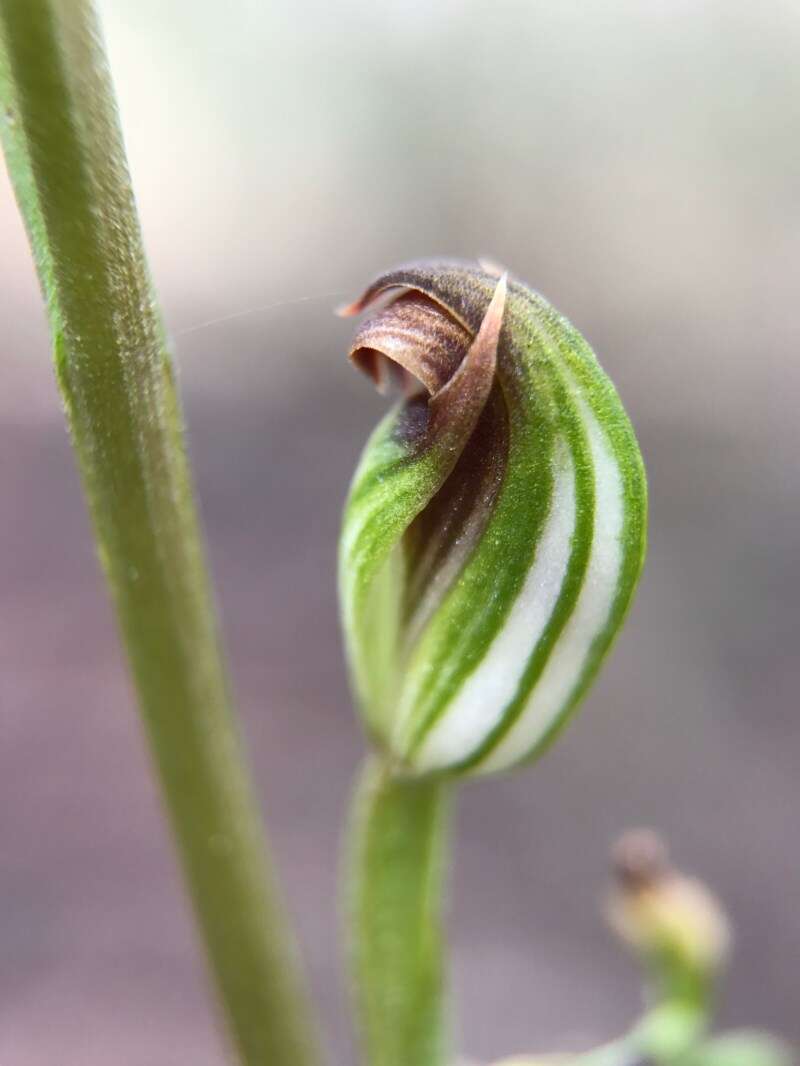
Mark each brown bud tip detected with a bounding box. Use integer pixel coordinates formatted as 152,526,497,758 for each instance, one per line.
612,828,671,891
608,829,731,976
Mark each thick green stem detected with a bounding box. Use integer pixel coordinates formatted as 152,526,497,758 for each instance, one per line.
0,4,319,1064
347,757,451,1066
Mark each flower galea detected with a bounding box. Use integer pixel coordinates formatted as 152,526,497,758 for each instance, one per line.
339,260,647,776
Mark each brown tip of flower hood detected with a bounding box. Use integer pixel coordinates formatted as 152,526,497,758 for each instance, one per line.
428,272,506,416
345,273,507,406
348,291,473,397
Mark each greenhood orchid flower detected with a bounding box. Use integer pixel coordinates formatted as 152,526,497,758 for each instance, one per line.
339,259,647,776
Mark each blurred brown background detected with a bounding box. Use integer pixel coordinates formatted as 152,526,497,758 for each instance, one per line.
1,1,798,1063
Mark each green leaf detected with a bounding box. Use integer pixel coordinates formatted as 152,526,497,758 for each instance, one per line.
490,1037,637,1066
679,1031,795,1066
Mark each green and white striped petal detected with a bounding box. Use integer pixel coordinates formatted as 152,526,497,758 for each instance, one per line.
339,259,647,776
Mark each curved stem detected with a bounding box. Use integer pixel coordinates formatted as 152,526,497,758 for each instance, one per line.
0,4,320,1064
347,757,451,1066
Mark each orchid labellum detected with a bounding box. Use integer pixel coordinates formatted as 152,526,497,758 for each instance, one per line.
339,260,647,776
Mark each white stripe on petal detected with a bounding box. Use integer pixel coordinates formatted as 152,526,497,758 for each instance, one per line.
410,437,576,773
477,394,624,774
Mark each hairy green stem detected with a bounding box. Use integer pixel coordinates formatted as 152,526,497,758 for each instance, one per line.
0,3,319,1063
347,757,450,1066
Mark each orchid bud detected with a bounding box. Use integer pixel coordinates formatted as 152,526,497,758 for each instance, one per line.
338,260,647,775
608,830,731,987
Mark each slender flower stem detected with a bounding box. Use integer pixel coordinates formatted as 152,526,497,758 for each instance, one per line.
347,757,451,1066
0,3,320,1063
